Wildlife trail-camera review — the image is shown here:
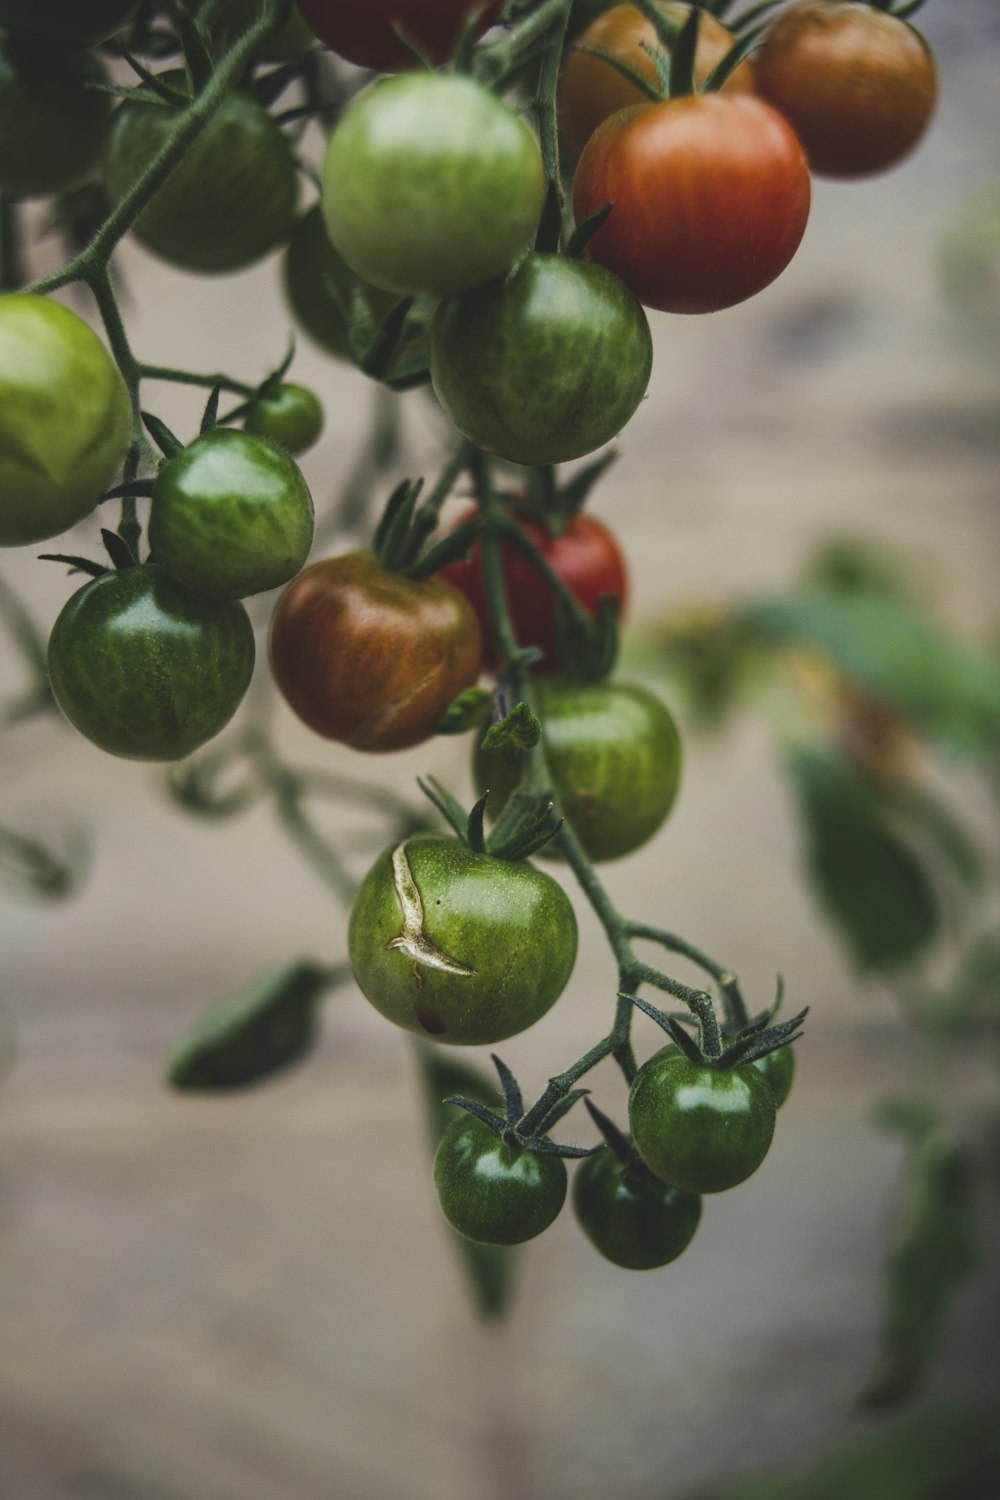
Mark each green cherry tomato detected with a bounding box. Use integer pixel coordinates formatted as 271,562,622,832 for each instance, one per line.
431,253,652,465
572,1145,702,1269
348,835,578,1046
104,76,298,273
476,679,682,862
0,1,138,49
47,564,256,761
149,428,314,600
244,383,324,456
753,1044,796,1108
0,294,131,548
281,206,400,362
433,1113,567,1246
628,1048,777,1194
321,73,545,297
0,36,111,198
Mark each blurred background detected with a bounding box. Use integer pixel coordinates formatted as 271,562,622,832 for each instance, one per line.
1,2,999,1496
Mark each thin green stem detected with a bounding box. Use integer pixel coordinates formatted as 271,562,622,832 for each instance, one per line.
628,922,751,1029
533,0,571,204
477,0,574,84
87,266,155,550
139,363,255,398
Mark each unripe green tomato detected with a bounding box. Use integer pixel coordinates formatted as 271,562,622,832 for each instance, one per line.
281,206,399,362
321,73,545,296
194,0,315,62
0,37,111,197
47,565,256,761
0,0,138,50
572,1145,702,1269
0,294,131,547
476,679,682,862
433,1113,567,1246
628,1047,776,1194
244,383,324,456
753,1044,795,1108
104,77,298,273
348,835,578,1046
149,428,314,599
431,253,652,465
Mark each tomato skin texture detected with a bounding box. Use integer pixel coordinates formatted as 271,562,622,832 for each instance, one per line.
476,679,682,862
572,1145,702,1269
47,565,256,762
440,510,628,674
297,0,501,72
348,835,579,1046
431,253,652,465
269,552,482,751
103,79,298,273
245,383,325,456
321,74,545,297
150,429,314,600
755,1,936,179
573,94,810,315
560,2,756,158
281,207,399,362
0,1,138,49
0,37,111,198
753,1044,795,1109
628,1048,776,1193
434,1114,567,1245
0,294,131,548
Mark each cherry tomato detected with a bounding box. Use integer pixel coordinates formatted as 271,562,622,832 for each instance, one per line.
755,0,937,179
104,75,298,273
753,1044,795,1109
559,1,756,158
321,73,545,296
0,0,138,49
439,509,628,673
149,429,314,599
269,552,482,751
434,1114,567,1245
628,1047,776,1193
244,383,325,456
0,36,111,198
281,206,399,362
572,1145,702,1269
297,0,501,72
47,565,256,761
0,294,131,548
476,679,683,862
348,834,578,1045
431,253,652,464
573,93,810,314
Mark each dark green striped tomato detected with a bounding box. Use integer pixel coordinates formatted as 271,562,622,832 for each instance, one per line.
434,1113,567,1246
628,1048,777,1194
281,207,400,362
0,294,131,548
104,76,297,273
572,1145,702,1269
753,1044,795,1108
244,383,324,456
47,565,256,761
150,429,314,599
431,253,652,465
348,835,578,1045
476,680,682,862
0,0,138,50
321,73,545,296
0,37,111,197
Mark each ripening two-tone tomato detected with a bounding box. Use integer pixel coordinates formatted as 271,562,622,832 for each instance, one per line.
434,1114,567,1245
572,1145,702,1269
0,35,111,198
0,0,138,49
297,0,501,72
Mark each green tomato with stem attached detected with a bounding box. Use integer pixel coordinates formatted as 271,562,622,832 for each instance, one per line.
434,1113,567,1245
244,383,324,456
753,1043,795,1108
572,1145,702,1269
0,36,111,198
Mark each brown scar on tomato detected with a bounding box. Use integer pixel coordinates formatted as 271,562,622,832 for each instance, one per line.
385,842,475,977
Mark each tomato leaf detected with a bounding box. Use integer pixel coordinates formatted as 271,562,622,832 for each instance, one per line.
0,824,88,903
142,410,184,459
433,686,494,736
566,202,613,259
481,699,542,754
490,1053,524,1121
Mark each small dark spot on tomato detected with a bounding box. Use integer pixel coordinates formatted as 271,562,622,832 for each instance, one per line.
417,1008,447,1035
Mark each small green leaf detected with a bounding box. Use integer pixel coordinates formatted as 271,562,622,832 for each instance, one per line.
481,700,542,754
433,686,493,736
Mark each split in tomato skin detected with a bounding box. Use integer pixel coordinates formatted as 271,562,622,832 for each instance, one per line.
0,37,112,199
434,1114,567,1245
0,1,138,50
348,834,579,1046
297,0,501,73
47,565,256,762
572,1144,702,1269
269,552,482,752
244,383,325,457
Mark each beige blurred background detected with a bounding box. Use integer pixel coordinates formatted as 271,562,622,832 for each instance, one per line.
2,4,1000,1497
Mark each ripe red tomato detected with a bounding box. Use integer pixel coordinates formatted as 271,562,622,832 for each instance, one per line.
754,0,937,179
439,509,627,673
297,0,501,72
573,93,810,314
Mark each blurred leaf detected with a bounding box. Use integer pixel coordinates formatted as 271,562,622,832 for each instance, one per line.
630,608,759,730
0,825,88,903
924,929,1000,1048
889,783,983,892
804,537,920,603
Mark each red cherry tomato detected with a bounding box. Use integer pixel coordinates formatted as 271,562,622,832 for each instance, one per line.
296,0,502,72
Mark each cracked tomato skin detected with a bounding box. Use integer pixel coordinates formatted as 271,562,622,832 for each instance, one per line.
572,1144,702,1269
0,1,138,49
348,835,578,1045
434,1114,568,1245
269,552,482,751
297,0,501,72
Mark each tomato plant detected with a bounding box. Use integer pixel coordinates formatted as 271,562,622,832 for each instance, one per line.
297,0,501,72
434,1114,567,1245
572,1144,702,1269
281,206,399,362
244,383,325,456
0,0,138,49
0,35,111,199
194,0,316,61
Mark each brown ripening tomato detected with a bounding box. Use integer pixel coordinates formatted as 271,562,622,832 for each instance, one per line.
269,553,482,751
296,0,502,72
559,1,756,158
754,0,937,179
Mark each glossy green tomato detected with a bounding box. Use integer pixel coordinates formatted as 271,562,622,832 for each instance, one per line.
0,36,111,197
244,383,324,456
104,78,297,273
149,428,314,599
628,1047,776,1194
321,74,545,296
476,680,682,862
0,1,138,49
47,565,256,761
753,1044,795,1108
0,294,131,548
281,207,399,361
431,254,652,465
434,1114,567,1246
348,835,578,1046
572,1145,702,1269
